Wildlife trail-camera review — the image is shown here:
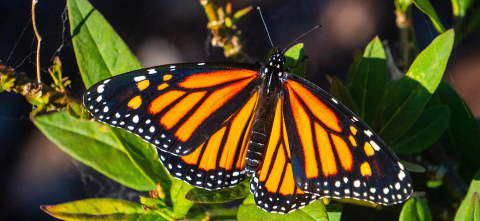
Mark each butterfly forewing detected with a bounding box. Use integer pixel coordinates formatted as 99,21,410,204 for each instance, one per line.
84,63,261,158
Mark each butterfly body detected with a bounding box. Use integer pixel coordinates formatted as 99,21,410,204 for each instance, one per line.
245,50,286,173
84,49,413,214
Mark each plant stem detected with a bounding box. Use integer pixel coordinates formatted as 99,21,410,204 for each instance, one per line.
32,0,42,83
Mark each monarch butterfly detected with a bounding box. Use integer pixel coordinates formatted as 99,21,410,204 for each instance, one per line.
83,48,413,214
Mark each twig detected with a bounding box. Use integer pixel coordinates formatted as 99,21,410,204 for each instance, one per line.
32,0,42,83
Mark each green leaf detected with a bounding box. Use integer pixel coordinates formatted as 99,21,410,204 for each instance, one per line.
114,128,173,198
68,0,142,88
465,192,480,221
395,0,413,14
33,111,157,191
325,204,343,221
455,169,480,221
389,105,450,154
412,0,446,33
186,179,250,203
139,197,177,221
170,180,194,218
66,0,175,195
347,49,363,84
238,200,328,221
348,36,387,123
40,198,162,220
284,43,306,78
451,0,473,18
372,77,431,142
466,10,480,33
372,30,454,142
243,193,255,204
406,30,454,93
399,197,433,221
140,197,168,209
66,102,90,119
232,6,253,24
330,76,356,112
435,81,480,181
402,161,427,173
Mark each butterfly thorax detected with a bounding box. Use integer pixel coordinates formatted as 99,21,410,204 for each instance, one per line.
245,49,287,174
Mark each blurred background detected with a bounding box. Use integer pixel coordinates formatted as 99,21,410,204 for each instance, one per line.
0,0,479,220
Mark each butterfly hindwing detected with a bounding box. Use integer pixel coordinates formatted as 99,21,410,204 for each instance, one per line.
282,74,413,205
84,63,261,158
250,96,317,214
157,91,259,189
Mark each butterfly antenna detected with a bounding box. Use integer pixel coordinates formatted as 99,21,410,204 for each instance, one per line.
257,7,275,49
282,25,322,54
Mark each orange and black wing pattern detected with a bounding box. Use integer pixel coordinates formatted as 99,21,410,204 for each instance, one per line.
84,63,261,189
250,96,319,213
281,74,412,206
157,91,258,189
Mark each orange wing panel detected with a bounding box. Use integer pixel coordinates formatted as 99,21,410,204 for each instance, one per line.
286,81,341,133
279,164,302,195
220,92,258,171
148,90,186,115
128,95,142,109
331,134,353,171
264,143,286,192
261,99,283,182
181,142,205,165
137,80,150,91
160,91,207,129
179,70,257,89
175,78,253,142
198,127,226,170
287,87,319,178
314,122,337,177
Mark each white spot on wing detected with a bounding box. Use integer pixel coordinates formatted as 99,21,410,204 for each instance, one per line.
148,69,157,74
364,130,373,137
398,162,405,170
399,171,406,180
370,141,380,151
353,180,360,187
132,115,139,123
134,76,146,82
97,85,105,93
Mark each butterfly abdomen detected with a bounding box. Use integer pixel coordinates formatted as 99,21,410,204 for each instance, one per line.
245,71,284,173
